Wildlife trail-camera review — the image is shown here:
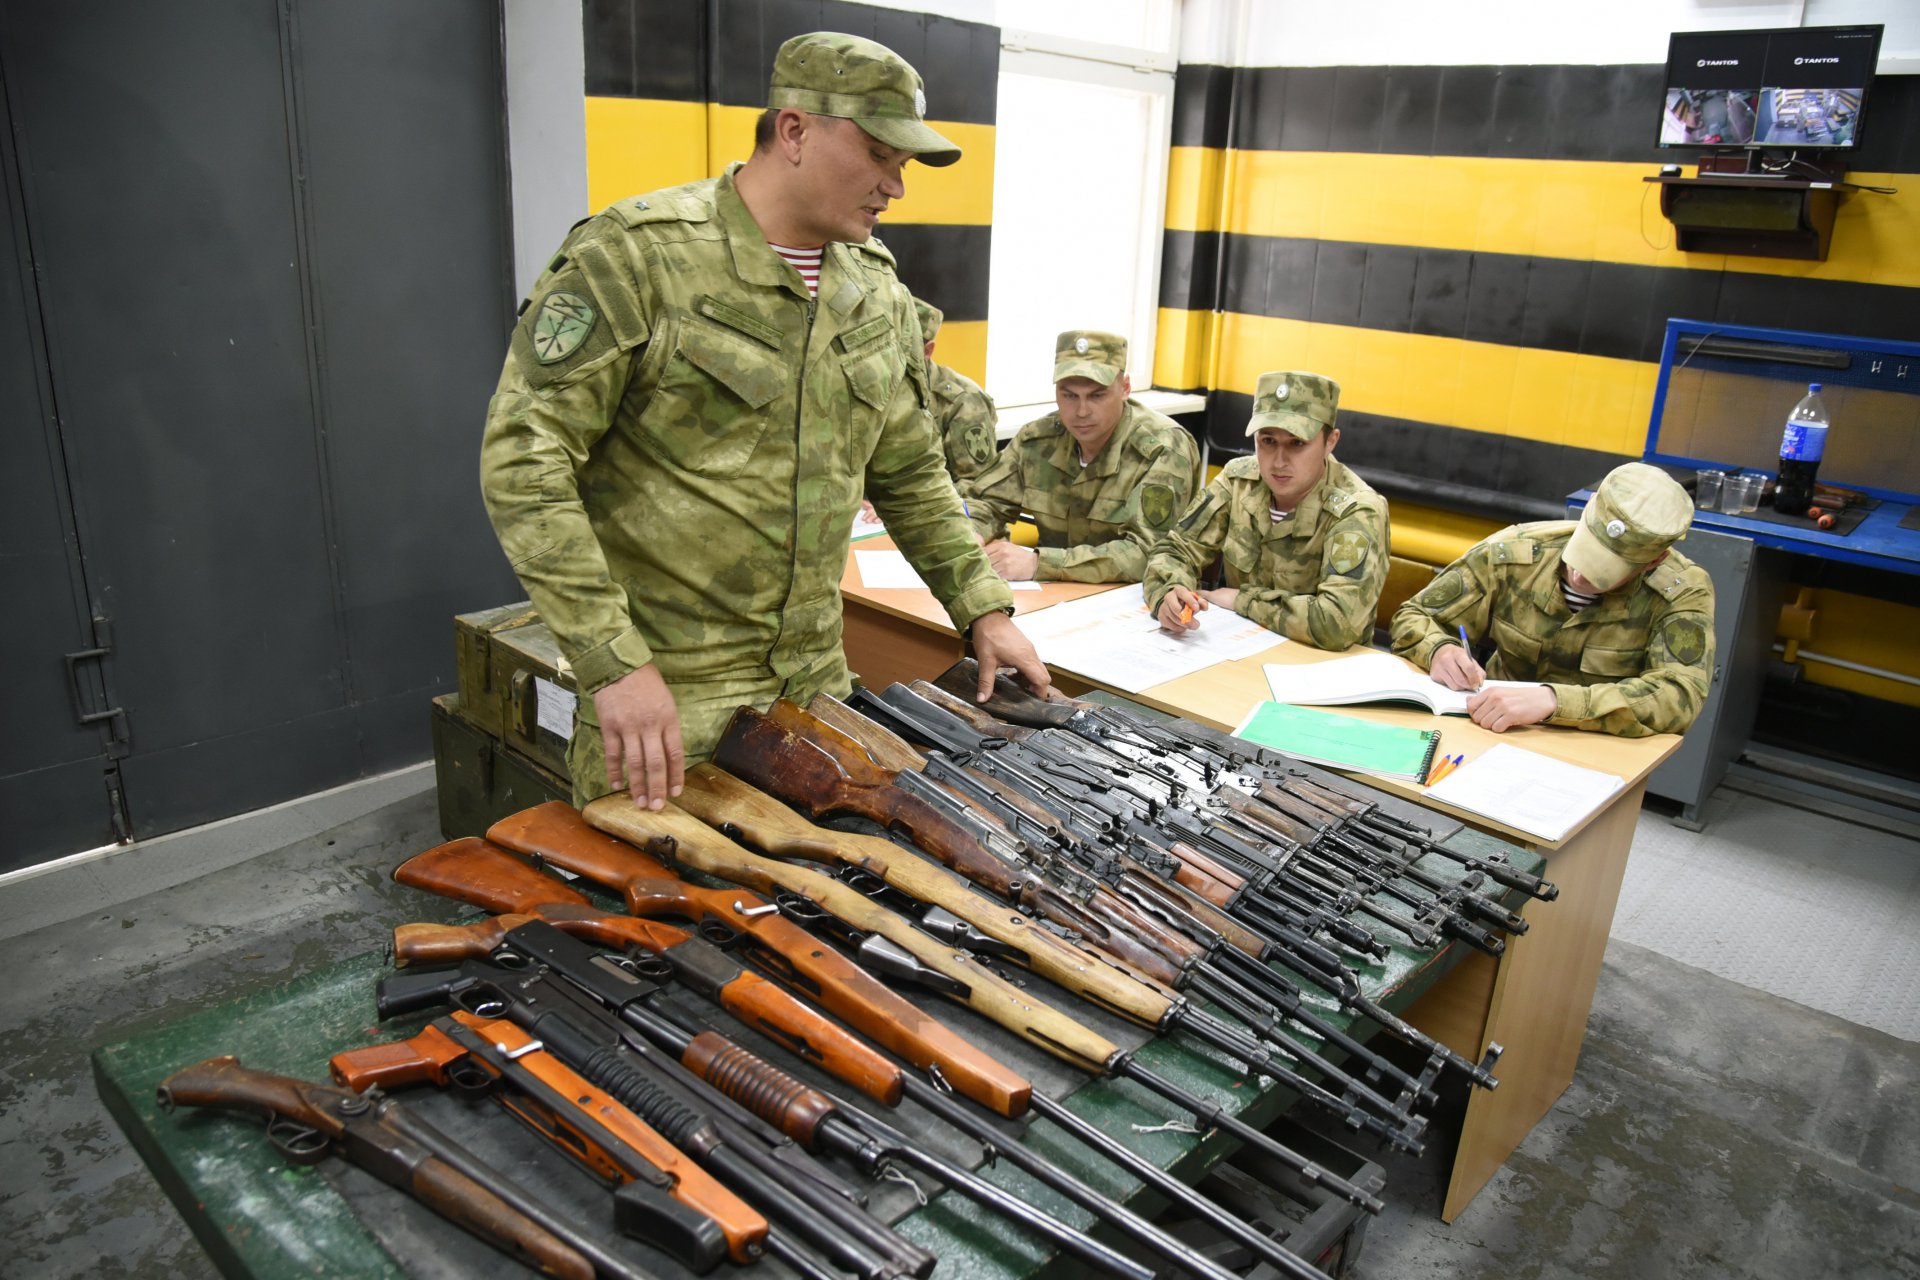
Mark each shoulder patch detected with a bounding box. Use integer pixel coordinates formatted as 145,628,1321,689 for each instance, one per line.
530,291,596,364
963,421,997,465
1140,483,1177,530
1327,528,1371,578
1657,616,1709,666
1416,568,1465,609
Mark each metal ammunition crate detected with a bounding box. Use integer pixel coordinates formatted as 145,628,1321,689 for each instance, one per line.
452,600,540,739
488,619,576,779
429,693,569,839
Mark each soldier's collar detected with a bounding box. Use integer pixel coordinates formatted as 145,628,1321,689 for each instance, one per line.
716,166,817,298
1267,467,1330,536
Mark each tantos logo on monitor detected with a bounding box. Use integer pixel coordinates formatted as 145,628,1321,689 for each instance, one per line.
1660,23,1883,151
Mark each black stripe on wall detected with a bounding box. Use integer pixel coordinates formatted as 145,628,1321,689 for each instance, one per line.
708,0,999,123
1207,390,1629,511
585,0,708,100
1170,64,1920,173
874,223,990,322
1162,229,1920,366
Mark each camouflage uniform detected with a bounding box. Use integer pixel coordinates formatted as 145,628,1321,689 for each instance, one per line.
1145,456,1389,650
1390,522,1716,737
481,71,1010,802
929,361,999,483
909,296,998,483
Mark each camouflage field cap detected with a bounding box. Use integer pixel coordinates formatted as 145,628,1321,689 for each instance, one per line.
1053,330,1128,386
769,32,961,167
1246,371,1339,440
1564,462,1694,592
913,297,943,343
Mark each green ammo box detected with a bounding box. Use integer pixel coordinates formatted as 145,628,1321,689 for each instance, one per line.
452,600,540,739
489,620,577,779
429,693,569,839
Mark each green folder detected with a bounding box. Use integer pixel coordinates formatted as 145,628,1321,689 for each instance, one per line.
1232,701,1441,782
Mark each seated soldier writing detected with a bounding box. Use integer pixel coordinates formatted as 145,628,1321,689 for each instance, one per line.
1147,371,1388,650
959,330,1200,583
1390,462,1715,737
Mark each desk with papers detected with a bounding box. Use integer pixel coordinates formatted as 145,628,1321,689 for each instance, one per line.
838,547,1682,1219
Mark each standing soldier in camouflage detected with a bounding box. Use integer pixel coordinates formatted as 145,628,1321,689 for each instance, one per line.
959,330,1201,583
480,32,1047,811
914,298,1000,483
1390,462,1715,736
1147,372,1388,650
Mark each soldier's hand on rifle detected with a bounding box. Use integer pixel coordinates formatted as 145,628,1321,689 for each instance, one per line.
1466,683,1556,733
1156,585,1205,632
1430,641,1486,692
983,540,1039,582
969,610,1051,702
593,664,685,811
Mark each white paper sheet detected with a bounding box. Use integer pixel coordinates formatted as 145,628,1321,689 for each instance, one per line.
854,549,932,589
1422,742,1624,842
535,677,577,740
849,507,888,541
1013,583,1284,692
1263,652,1536,716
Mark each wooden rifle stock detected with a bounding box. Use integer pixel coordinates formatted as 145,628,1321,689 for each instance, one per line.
932,658,1091,727
491,802,1033,1118
583,795,1124,1076
802,691,927,772
713,705,1023,899
159,1056,594,1280
678,764,1180,1027
391,838,903,1106
903,679,1037,743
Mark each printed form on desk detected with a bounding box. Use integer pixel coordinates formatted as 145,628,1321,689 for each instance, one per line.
1014,583,1283,692
855,549,1039,590
1423,742,1624,843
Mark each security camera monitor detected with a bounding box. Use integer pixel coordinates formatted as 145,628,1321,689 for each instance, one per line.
1660,25,1882,150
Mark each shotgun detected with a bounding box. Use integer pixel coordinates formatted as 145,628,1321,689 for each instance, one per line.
157,1056,598,1280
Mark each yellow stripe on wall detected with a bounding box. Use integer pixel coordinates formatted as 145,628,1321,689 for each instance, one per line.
585,97,710,215
933,319,987,387
1198,310,1657,457
704,104,995,225
1164,147,1920,291
1164,145,1224,235
1152,307,1220,393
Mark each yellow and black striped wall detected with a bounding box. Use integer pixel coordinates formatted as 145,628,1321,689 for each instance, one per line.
580,0,998,384
1155,62,1920,743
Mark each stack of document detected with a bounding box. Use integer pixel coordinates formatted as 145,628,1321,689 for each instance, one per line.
1014,584,1284,692
1423,743,1624,842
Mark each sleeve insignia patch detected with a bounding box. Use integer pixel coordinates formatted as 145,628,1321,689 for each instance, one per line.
531,291,596,364
1660,617,1708,666
1140,483,1177,529
964,422,997,465
1328,529,1370,577
1418,569,1464,608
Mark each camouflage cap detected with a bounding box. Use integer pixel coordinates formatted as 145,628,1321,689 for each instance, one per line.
1563,462,1694,592
913,297,943,343
1246,371,1339,441
1053,330,1128,387
769,32,961,167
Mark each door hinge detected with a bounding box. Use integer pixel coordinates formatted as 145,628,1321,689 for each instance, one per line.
65,614,130,759
104,765,133,843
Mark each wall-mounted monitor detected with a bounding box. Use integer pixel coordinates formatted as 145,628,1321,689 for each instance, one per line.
1659,24,1882,150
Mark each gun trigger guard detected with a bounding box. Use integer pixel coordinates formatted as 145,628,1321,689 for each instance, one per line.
446,1055,494,1099
697,917,743,950
266,1116,329,1165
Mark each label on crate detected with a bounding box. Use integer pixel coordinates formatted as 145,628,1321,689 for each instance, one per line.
536,677,578,741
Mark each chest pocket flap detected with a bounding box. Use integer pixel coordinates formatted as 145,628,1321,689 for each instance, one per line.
678,314,785,409
841,327,900,411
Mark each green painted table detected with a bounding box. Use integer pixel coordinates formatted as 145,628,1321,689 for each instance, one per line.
97,821,1538,1280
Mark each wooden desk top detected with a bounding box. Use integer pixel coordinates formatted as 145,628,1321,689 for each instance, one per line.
840,535,1119,631
1119,641,1682,850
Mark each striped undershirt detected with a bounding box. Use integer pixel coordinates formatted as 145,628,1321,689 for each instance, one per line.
768,242,823,296
1561,579,1602,613
1269,504,1293,524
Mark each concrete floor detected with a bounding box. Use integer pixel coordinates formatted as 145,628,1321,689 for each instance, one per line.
3,782,1918,1278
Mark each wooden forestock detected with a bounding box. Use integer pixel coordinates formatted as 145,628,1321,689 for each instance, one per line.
583,796,1124,1078
491,802,1032,1118
713,706,1023,899
677,765,1178,1028
390,838,903,1106
801,691,926,773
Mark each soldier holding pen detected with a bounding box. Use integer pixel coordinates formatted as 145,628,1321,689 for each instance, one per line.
480,32,1048,811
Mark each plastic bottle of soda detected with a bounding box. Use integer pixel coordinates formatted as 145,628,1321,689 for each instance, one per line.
1774,383,1829,515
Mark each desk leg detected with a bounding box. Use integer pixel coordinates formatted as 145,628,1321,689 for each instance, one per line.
1405,781,1646,1221
842,600,964,692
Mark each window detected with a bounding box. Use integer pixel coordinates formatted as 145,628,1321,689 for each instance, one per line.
985,23,1178,417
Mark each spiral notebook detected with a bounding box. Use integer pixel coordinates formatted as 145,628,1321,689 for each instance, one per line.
1231,701,1442,783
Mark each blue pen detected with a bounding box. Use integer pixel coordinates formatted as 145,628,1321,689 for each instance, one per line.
1456,622,1471,651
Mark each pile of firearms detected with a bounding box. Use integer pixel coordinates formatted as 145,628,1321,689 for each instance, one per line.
158,660,1555,1279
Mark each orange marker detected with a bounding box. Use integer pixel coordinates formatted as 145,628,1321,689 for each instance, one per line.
1179,604,1194,627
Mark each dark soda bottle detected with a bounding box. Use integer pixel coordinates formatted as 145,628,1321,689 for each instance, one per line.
1774,383,1829,515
